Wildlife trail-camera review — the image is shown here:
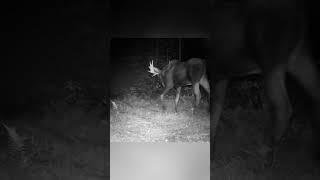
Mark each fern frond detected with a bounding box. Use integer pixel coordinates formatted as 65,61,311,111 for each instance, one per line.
2,123,24,151
1,122,26,165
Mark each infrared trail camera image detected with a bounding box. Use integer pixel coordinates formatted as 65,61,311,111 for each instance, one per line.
1,1,109,179
209,0,320,179
109,38,210,143
111,0,320,179
3,0,320,179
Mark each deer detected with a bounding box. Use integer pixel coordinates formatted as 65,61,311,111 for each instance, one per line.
148,58,210,112
209,0,320,166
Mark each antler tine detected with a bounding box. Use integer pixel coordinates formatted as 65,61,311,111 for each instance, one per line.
148,60,153,72
150,60,155,69
148,60,153,71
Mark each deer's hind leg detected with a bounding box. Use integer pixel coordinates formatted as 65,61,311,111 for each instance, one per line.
193,82,201,108
174,87,182,112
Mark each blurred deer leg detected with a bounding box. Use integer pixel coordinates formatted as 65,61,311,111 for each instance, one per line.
211,79,228,160
200,75,210,112
160,86,172,111
264,65,292,167
175,87,182,112
200,74,210,96
193,82,201,108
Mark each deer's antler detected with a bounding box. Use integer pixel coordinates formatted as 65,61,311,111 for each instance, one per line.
148,60,160,76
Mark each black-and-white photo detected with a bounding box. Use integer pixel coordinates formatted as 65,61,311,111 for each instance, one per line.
2,0,320,179
2,1,109,179
109,37,210,143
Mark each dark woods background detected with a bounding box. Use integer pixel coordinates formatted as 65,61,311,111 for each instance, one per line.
2,1,110,119
1,0,320,120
